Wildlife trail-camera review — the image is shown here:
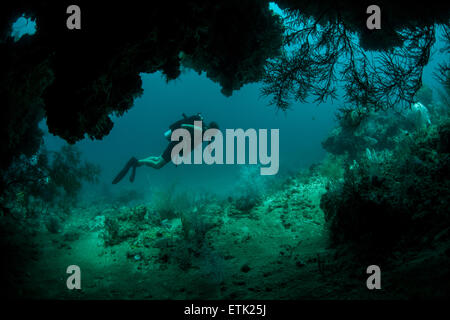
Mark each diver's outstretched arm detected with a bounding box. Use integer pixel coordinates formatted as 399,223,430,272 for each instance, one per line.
137,156,167,169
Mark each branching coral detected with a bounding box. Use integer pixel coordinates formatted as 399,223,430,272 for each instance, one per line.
261,0,450,128
1,145,100,215
262,6,438,118
150,184,192,221
231,165,274,213
47,145,100,200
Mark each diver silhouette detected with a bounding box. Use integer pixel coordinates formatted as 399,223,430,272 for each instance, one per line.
112,113,219,184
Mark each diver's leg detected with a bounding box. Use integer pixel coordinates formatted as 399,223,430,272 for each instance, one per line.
137,156,158,166
112,156,139,184
137,142,174,170
137,156,167,169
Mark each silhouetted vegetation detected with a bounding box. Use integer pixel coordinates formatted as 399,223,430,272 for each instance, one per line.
262,8,439,124
1,145,100,217
321,118,450,259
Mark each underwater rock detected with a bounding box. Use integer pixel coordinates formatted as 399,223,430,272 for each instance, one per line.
234,194,260,213
322,107,434,159
0,1,283,171
117,205,148,223
322,127,362,158
0,54,53,171
102,214,140,246
88,215,105,231
240,263,251,273
276,0,450,50
45,216,62,234
320,119,450,257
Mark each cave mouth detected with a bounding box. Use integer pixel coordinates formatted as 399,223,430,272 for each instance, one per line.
10,14,36,41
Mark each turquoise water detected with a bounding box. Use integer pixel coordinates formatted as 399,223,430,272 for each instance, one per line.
41,70,337,197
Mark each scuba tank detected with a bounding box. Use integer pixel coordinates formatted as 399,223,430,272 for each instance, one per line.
167,113,204,168
169,113,203,131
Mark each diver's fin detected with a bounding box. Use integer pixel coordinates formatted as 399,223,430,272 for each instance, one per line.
129,164,137,183
112,157,138,184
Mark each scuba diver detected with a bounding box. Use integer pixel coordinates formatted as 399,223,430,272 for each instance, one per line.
112,113,219,184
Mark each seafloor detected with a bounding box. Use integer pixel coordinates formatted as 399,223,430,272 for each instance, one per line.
5,169,448,299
